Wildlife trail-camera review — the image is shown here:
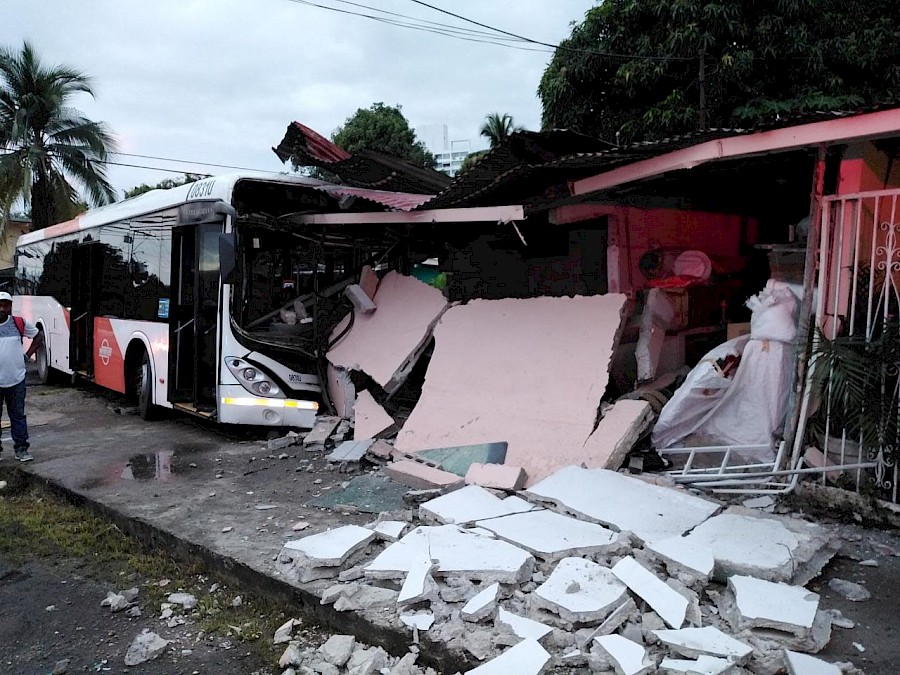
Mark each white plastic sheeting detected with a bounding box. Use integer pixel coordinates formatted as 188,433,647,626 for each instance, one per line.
652,284,799,454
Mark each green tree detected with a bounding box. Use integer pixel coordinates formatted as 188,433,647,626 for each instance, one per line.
480,112,523,148
123,173,202,200
332,103,436,168
538,0,900,144
0,41,117,230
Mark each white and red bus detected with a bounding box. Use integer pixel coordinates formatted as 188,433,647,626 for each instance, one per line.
13,172,415,427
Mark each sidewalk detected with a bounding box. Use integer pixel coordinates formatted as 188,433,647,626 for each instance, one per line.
6,376,464,672
6,375,900,674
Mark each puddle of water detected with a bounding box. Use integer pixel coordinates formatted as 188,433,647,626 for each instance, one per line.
82,443,216,489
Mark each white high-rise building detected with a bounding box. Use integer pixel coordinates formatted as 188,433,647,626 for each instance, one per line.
416,123,480,177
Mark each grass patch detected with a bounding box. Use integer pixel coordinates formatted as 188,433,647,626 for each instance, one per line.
0,474,316,666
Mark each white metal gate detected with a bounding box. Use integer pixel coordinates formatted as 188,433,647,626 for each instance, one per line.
660,188,900,500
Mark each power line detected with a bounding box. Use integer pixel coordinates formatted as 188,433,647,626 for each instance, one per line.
110,152,278,173
282,0,555,53
404,0,694,61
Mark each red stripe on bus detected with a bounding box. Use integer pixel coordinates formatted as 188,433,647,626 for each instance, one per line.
93,318,126,393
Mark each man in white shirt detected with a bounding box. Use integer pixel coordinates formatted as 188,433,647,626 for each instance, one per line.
0,291,44,462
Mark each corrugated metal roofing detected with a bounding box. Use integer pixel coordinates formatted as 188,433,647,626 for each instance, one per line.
273,122,451,195
315,185,433,212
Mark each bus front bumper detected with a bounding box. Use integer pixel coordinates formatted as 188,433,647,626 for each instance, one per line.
218,385,319,428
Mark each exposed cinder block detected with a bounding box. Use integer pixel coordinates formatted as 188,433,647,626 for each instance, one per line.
386,461,465,491
344,283,377,314
465,462,527,491
327,439,374,463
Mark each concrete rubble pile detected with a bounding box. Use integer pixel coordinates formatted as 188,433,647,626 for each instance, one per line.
274,465,860,675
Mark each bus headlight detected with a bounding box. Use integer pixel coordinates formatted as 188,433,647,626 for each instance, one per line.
225,357,284,399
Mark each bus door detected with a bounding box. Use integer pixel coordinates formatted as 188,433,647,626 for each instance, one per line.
69,241,103,376
168,222,221,412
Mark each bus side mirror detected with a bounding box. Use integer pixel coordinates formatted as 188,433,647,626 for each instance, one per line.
219,233,237,285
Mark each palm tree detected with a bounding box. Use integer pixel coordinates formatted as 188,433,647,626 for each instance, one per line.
479,112,523,148
0,41,117,230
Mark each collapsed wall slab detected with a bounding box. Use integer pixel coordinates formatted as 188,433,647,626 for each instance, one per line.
525,466,720,544
393,294,629,485
327,271,449,393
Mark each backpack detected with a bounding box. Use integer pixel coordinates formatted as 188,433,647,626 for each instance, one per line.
11,316,25,343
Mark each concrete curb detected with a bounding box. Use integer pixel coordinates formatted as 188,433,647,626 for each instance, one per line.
787,481,900,530
10,465,474,674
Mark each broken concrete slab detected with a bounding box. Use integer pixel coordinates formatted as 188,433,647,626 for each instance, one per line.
328,439,374,463
784,650,842,675
593,634,653,675
461,582,500,622
399,611,435,631
465,462,527,491
466,638,551,675
327,365,356,420
327,271,450,393
365,525,534,584
386,461,465,491
318,634,356,667
578,598,638,648
612,556,688,629
659,655,738,674
653,626,753,663
366,439,394,461
353,390,395,441
827,578,871,602
679,507,837,584
582,400,653,471
416,442,508,477
397,553,437,606
533,557,628,624
279,525,377,582
419,484,535,525
367,520,407,542
474,509,618,561
394,294,630,485
304,416,341,448
726,575,819,636
496,607,553,641
636,288,677,382
359,264,378,300
646,536,715,580
328,584,399,612
526,466,719,544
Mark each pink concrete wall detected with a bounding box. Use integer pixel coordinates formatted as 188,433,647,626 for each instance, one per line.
551,204,755,296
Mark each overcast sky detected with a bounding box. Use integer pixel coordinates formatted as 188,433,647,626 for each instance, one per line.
4,0,595,198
